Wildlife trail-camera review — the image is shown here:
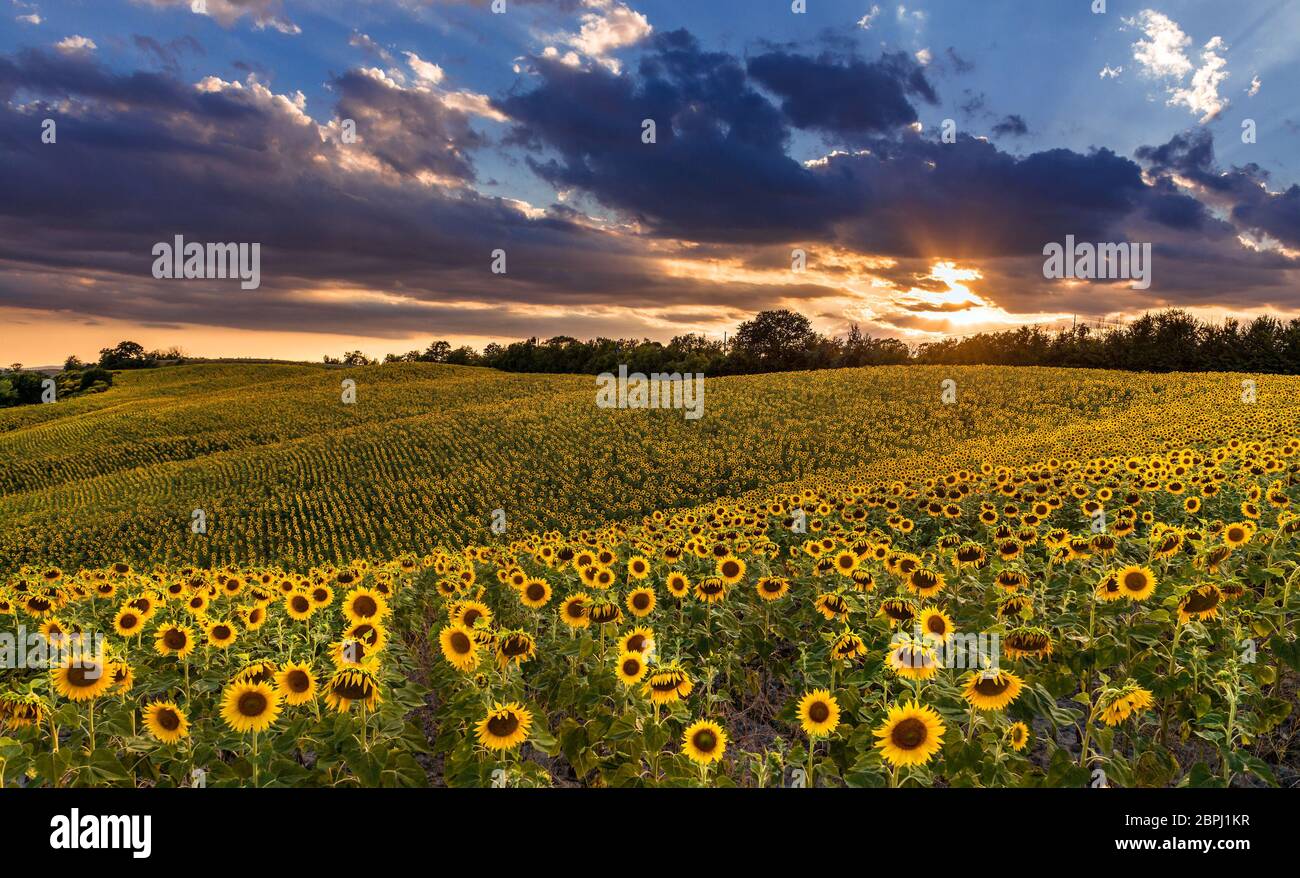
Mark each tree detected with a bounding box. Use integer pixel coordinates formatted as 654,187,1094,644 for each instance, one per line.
732,309,817,370
99,341,154,369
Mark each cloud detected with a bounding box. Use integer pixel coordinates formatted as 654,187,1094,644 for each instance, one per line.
132,34,204,76
16,12,40,24
1099,65,1123,79
55,35,96,54
857,5,881,29
746,49,937,139
404,51,445,85
135,0,300,35
1247,74,1261,96
1168,36,1230,123
992,114,1028,138
1127,10,1230,123
548,0,652,74
349,32,393,64
1128,9,1193,78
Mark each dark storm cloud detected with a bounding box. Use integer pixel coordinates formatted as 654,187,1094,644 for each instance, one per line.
496,29,860,243
991,114,1028,138
745,49,937,137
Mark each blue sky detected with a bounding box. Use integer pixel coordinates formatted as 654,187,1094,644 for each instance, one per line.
2,0,1298,362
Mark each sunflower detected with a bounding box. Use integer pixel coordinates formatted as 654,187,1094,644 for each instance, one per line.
588,600,623,626
642,664,694,705
1094,571,1124,602
234,660,278,685
665,572,691,598
205,619,238,649
905,567,946,598
324,666,382,713
142,700,189,744
878,598,916,628
1007,721,1030,751
345,621,387,653
154,624,196,660
308,584,335,608
756,576,790,601
615,650,648,686
342,587,388,624
275,662,318,706
52,656,113,701
476,702,533,751
243,604,268,631
221,681,281,733
439,624,480,671
830,631,867,661
1115,565,1157,601
107,659,135,694
496,630,537,670
962,669,1024,711
627,556,652,580
559,593,591,629
0,691,46,729
519,577,552,609
1004,626,1054,660
716,556,746,584
682,719,727,766
797,689,841,737
814,592,850,621
1223,522,1254,548
451,600,492,630
622,586,655,618
618,626,655,655
874,701,946,768
1178,584,1222,624
694,577,727,604
1099,685,1155,726
885,637,941,680
832,550,859,576
918,607,955,641
285,591,315,621
113,606,144,637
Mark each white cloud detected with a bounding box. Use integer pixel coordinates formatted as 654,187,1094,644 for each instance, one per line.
857,5,881,29
1128,10,1193,78
55,35,96,54
137,0,300,35
1099,64,1123,79
1168,36,1230,123
557,0,652,74
16,12,41,24
915,47,931,65
1126,10,1230,124
896,4,926,28
404,51,445,85
1247,74,1261,96
349,32,393,63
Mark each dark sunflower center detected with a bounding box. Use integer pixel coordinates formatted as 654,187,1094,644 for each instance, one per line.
626,634,646,651
632,593,650,609
163,629,187,650
721,561,740,577
213,625,231,640
1122,572,1148,591
526,584,545,601
66,663,102,687
926,617,946,634
622,658,641,676
238,691,268,717
462,608,482,626
974,676,1010,696
287,670,310,692
120,614,139,629
157,709,181,731
891,717,928,750
352,596,378,616
808,701,830,723
292,596,310,612
487,714,520,737
692,729,717,752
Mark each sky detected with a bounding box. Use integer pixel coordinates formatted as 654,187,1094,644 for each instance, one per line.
1,0,1298,365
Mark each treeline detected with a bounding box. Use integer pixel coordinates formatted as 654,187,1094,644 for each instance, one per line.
0,363,113,407
359,308,1300,376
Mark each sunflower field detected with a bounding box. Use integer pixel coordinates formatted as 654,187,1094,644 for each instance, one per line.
2,363,1299,786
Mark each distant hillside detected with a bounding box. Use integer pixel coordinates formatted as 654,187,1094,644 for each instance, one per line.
2,361,1296,573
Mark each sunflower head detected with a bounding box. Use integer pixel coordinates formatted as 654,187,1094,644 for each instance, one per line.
797,689,841,738
476,701,533,752
682,719,727,767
